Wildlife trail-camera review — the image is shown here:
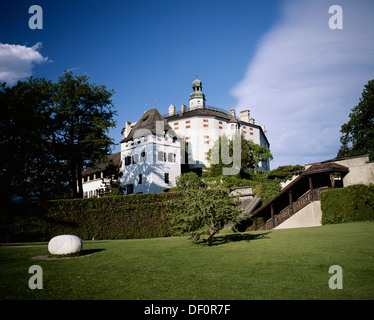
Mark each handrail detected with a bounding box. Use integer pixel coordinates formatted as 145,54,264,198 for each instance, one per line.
257,187,329,230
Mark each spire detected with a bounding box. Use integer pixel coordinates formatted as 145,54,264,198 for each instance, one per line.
189,74,206,110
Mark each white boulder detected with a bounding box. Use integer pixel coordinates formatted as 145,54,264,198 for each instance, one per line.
48,235,83,255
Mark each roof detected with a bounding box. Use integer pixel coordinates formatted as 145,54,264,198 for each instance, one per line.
302,163,349,175
306,153,371,165
82,152,121,177
120,108,174,143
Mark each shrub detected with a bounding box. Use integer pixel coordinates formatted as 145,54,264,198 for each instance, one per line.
321,184,374,224
176,172,206,189
165,188,242,246
0,193,184,242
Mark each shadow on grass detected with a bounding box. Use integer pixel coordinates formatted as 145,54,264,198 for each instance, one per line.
46,249,106,259
210,231,271,246
79,249,105,256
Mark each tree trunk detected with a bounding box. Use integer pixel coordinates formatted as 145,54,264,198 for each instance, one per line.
205,230,217,246
77,157,84,198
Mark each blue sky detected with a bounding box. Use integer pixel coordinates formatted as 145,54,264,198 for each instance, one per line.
1,0,374,169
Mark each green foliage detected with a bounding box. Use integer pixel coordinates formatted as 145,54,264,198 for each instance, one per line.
0,72,117,202
337,79,374,160
0,78,66,202
321,184,374,224
207,133,273,176
0,193,184,242
253,179,282,204
251,165,304,204
202,165,303,205
53,71,117,198
176,172,206,189
165,188,242,246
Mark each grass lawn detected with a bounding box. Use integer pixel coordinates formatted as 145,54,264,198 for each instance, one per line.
0,221,373,300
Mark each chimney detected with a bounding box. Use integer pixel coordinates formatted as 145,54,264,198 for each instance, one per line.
181,104,187,114
240,110,250,123
229,109,236,118
124,121,132,138
261,124,266,135
169,104,176,116
249,118,255,124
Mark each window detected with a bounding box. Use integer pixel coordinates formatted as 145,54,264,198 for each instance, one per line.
168,153,176,162
164,173,169,183
127,184,134,194
158,151,163,162
140,151,147,162
139,174,142,185
132,154,139,164
125,156,132,166
203,119,209,128
158,151,167,162
185,120,190,129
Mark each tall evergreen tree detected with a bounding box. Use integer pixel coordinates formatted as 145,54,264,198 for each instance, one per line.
0,78,65,202
52,71,117,198
337,79,374,159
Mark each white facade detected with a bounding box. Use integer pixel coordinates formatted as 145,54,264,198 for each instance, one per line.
82,176,108,198
165,108,270,171
120,133,181,194
164,76,270,171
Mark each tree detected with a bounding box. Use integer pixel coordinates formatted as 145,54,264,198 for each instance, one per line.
52,71,117,198
0,72,117,202
207,133,273,176
101,157,125,196
337,79,374,160
0,78,67,202
165,188,242,246
176,172,205,189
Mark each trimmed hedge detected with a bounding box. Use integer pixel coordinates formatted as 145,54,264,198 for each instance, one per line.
0,192,184,242
321,184,374,225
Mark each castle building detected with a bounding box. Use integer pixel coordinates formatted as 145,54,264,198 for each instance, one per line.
119,108,181,194
163,76,270,170
82,76,270,196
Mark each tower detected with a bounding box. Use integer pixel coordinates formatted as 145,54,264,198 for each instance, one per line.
189,74,206,110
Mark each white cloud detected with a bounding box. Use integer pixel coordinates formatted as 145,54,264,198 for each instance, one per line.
0,42,49,84
231,0,374,168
